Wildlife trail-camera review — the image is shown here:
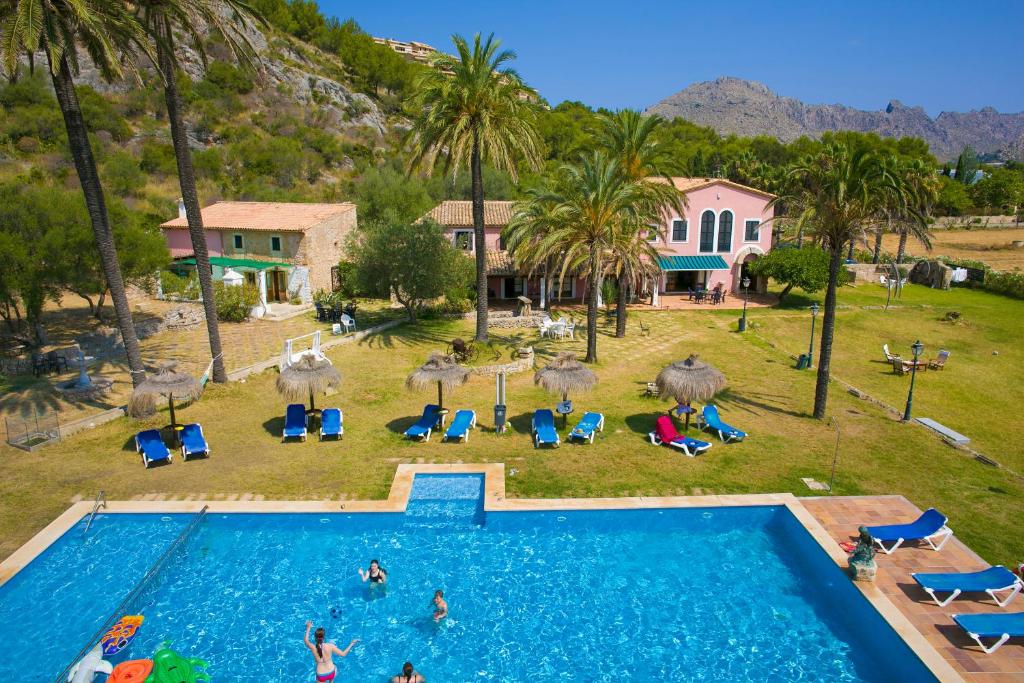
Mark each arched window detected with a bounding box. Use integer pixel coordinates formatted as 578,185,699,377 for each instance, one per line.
699,210,715,253
717,211,733,252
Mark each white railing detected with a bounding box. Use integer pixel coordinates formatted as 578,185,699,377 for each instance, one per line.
279,330,324,370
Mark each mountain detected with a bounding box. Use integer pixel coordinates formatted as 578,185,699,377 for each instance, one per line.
645,77,1024,160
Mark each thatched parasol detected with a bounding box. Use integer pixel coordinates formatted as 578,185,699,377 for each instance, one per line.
534,352,597,425
128,361,203,426
276,355,341,414
406,353,470,412
655,354,726,430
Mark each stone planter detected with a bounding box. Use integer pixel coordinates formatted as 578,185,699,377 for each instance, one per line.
849,559,877,582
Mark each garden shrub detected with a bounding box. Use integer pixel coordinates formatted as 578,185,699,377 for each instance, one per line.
160,271,199,299
213,282,259,322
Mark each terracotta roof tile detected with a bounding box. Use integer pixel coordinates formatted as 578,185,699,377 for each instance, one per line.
485,250,517,276
160,201,355,232
423,200,515,227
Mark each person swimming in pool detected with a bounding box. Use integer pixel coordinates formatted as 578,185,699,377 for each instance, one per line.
304,621,358,682
389,661,425,683
431,589,447,622
358,559,387,585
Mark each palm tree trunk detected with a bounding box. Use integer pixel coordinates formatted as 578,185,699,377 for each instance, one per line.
813,244,844,419
585,244,600,363
846,239,855,262
157,25,227,383
615,272,628,338
470,131,488,342
49,53,146,387
896,229,909,264
795,223,804,248
872,224,884,264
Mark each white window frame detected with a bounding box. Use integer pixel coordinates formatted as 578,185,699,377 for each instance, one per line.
232,233,244,250
669,218,689,243
716,208,735,254
698,209,718,254
743,218,761,243
452,229,474,252
269,234,283,253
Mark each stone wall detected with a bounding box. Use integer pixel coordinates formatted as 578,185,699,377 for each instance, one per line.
301,207,357,295
468,347,535,377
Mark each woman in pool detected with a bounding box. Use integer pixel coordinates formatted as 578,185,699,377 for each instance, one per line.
358,559,387,585
389,661,425,683
304,621,358,682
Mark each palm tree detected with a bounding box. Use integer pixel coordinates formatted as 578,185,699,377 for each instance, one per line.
2,0,151,385
135,0,262,384
506,153,645,363
892,158,938,263
406,33,542,342
775,143,902,418
596,110,685,336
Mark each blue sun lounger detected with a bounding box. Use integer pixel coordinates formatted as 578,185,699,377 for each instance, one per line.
698,405,746,442
319,408,343,440
648,415,712,457
952,612,1024,654
282,404,308,441
568,412,604,444
443,409,476,443
864,507,953,554
913,566,1023,607
135,429,172,468
180,423,209,460
405,404,440,441
532,409,559,448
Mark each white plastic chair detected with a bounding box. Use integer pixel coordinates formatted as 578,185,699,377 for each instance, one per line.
879,275,889,287
339,314,356,333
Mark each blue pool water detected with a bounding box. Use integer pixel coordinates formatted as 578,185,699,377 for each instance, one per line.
0,475,936,682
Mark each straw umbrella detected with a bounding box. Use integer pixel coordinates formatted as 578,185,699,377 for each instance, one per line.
654,354,726,431
276,355,341,414
406,353,470,419
534,352,597,426
128,362,203,436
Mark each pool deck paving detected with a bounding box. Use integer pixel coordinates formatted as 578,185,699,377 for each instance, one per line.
802,495,1024,681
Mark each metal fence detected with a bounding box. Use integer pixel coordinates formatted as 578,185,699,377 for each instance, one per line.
5,411,60,451
51,506,209,683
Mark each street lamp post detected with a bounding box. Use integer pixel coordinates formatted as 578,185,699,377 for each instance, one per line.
902,340,924,422
807,303,819,369
738,276,751,332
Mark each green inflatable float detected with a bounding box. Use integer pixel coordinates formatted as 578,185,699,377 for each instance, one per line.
144,642,211,683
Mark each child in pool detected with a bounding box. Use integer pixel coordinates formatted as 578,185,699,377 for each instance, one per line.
432,590,447,622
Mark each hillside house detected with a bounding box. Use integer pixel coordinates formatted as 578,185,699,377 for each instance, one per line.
160,201,356,310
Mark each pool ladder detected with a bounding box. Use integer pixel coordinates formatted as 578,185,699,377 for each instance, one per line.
83,490,106,534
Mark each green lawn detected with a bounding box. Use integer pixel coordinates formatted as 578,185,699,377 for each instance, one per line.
1,284,1022,568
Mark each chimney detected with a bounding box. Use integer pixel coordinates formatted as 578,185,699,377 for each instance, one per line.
177,198,186,220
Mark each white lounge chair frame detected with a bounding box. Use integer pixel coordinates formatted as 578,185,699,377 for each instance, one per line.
442,411,476,443
873,525,954,554
648,431,706,457
920,578,1022,608
956,627,1015,655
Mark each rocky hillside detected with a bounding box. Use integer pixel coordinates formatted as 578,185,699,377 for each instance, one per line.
646,77,1024,161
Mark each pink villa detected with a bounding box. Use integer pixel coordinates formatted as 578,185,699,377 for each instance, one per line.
424,178,774,307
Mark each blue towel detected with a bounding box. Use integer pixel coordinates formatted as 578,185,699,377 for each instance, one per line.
570,412,603,440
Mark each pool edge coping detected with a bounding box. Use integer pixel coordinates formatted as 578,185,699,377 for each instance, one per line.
0,463,963,683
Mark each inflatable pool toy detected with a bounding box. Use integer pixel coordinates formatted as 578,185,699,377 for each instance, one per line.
144,643,210,683
109,660,153,683
101,615,145,656
68,644,112,683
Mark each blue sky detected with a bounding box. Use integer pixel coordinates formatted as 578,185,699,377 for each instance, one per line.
317,0,1023,115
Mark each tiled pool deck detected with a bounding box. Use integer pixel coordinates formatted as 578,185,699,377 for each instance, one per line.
7,464,1011,682
802,495,1024,682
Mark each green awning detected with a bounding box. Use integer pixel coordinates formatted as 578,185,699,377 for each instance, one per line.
657,255,730,271
176,256,291,271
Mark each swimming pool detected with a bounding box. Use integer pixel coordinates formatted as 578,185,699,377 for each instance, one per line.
1,474,937,681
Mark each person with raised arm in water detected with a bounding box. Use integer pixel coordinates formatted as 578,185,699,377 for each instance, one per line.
304,621,358,682
358,559,387,585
